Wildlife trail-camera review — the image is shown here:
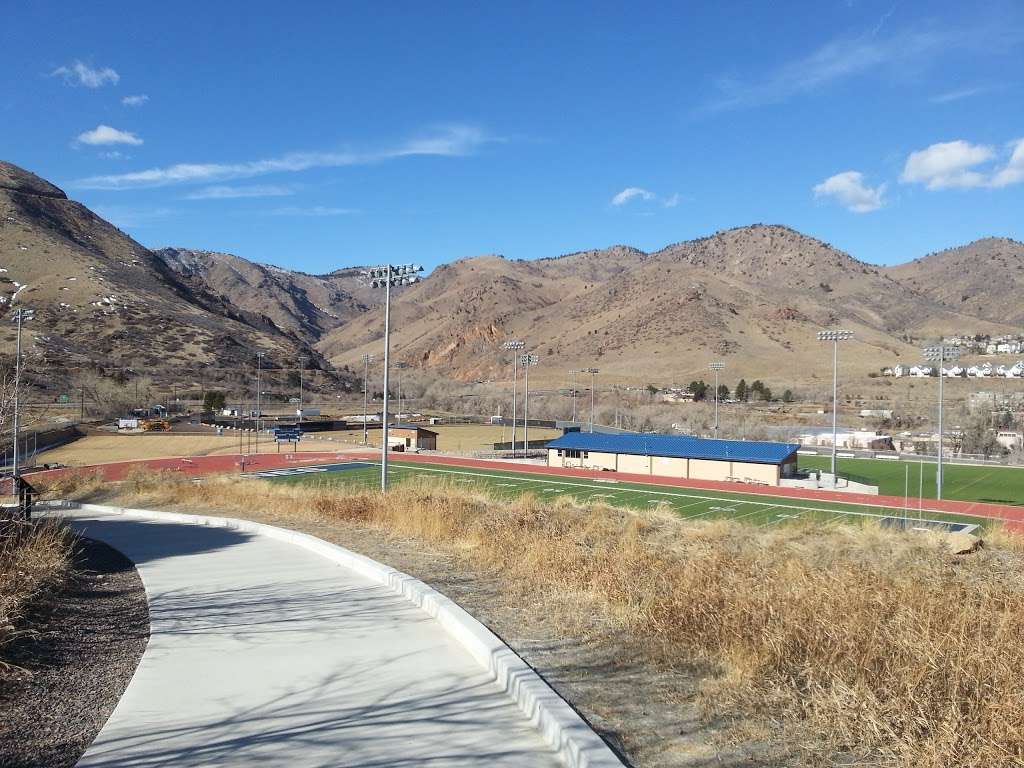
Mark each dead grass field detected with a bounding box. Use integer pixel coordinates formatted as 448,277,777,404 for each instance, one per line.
50,467,1024,768
35,423,563,466
0,520,76,679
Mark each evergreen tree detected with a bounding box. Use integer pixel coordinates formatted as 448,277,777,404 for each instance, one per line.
687,380,708,401
735,378,748,402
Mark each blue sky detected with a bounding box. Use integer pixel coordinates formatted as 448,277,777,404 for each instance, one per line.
2,1,1022,272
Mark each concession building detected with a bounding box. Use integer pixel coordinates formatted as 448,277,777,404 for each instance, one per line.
545,431,799,486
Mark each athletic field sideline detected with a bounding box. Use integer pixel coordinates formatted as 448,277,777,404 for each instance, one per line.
248,459,990,533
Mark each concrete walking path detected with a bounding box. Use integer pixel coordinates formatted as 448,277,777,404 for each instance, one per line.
62,508,591,767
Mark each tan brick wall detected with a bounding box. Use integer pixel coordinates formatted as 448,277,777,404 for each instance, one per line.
734,462,778,485
617,453,652,475
584,451,618,471
689,458,733,481
651,455,688,478
547,449,563,467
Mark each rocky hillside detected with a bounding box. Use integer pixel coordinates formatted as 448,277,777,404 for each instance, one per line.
886,237,1024,325
0,161,350,389
156,248,377,345
3,159,1020,392
317,225,1014,384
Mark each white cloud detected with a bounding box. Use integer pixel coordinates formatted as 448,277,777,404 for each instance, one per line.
662,193,681,208
76,125,143,146
813,171,886,213
611,187,655,206
121,94,149,106
900,140,995,189
185,185,294,200
992,138,1024,188
72,124,492,189
93,205,175,228
269,206,358,217
51,60,119,88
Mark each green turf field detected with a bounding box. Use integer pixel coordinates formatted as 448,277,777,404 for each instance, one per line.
798,454,1024,506
257,459,996,532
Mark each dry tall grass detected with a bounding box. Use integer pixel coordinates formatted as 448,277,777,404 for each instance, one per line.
0,519,76,678
56,468,1024,767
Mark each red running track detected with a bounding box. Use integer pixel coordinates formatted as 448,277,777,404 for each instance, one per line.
26,449,1024,526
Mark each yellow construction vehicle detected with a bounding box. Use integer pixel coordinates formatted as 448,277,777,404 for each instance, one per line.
141,419,171,431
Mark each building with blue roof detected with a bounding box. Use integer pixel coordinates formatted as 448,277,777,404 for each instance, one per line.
545,430,799,485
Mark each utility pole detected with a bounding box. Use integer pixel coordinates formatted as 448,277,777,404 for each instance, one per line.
361,354,374,445
710,362,724,438
502,341,524,456
584,368,599,432
367,263,423,490
817,330,853,484
11,308,33,484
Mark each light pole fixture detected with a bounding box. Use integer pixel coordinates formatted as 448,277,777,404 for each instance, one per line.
583,368,599,432
361,353,374,445
10,307,34,487
521,353,539,455
366,263,423,490
709,362,724,438
816,330,853,482
923,344,960,500
501,340,525,456
394,362,409,423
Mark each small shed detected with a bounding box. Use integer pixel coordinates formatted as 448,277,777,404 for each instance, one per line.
388,423,438,451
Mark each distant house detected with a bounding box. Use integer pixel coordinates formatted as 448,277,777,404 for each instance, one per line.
890,364,908,378
996,431,1023,451
909,365,932,377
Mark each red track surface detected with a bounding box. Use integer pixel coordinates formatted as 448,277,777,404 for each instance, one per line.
27,449,1024,525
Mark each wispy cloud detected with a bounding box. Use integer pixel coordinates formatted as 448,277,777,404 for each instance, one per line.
185,184,295,200
610,187,681,209
702,20,1020,112
121,94,149,106
900,137,1024,189
928,85,993,104
77,125,143,146
94,205,175,228
611,187,655,206
73,124,494,190
51,60,119,88
269,206,359,217
813,171,886,212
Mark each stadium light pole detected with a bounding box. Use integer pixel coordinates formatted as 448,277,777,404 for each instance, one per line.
501,341,525,456
923,344,960,501
394,362,409,422
297,355,307,424
570,369,578,423
361,354,374,445
584,368,599,432
521,353,538,455
367,264,423,490
710,362,724,438
255,352,264,454
816,330,853,483
11,307,34,485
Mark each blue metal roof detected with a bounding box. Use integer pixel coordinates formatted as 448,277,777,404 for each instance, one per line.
546,431,798,464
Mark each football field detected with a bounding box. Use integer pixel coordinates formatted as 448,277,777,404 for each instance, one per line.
799,454,1024,506
249,459,992,533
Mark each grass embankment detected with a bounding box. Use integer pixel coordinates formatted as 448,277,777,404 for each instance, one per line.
0,520,76,679
50,468,1024,767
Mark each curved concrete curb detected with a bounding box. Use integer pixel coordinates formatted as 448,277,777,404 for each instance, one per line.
50,501,625,768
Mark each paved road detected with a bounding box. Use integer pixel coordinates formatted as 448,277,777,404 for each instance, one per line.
66,509,564,767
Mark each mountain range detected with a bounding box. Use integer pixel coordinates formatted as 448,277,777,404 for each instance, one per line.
1,159,1021,390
